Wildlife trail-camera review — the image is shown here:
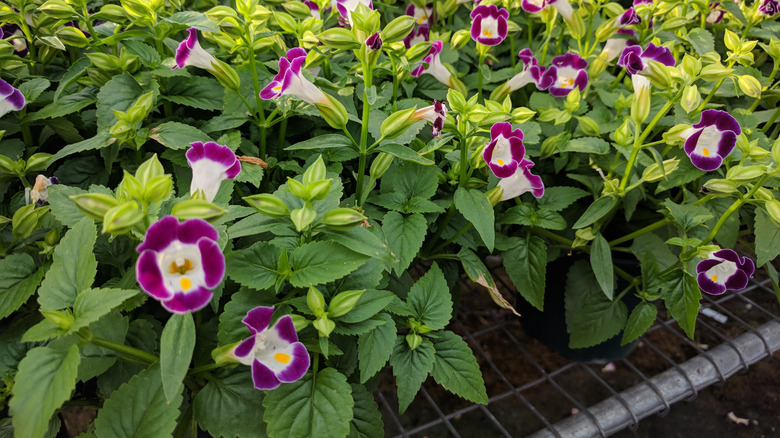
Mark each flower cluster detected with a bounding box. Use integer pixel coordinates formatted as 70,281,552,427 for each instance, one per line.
483,122,544,201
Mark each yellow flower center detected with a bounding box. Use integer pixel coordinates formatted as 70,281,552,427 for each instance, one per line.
273,86,281,92
711,274,718,282
702,147,710,157
497,159,505,165
417,16,426,24
561,79,575,87
482,30,492,37
170,259,194,275
274,352,291,364
180,277,192,291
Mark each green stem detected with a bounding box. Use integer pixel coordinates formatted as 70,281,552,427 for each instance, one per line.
390,55,399,111
476,48,486,102
82,331,159,365
189,362,223,376
696,60,735,113
355,63,373,206
609,218,671,247
430,223,473,254
277,117,288,159
246,33,267,159
531,226,573,246
458,137,469,188
421,205,456,256
761,105,780,134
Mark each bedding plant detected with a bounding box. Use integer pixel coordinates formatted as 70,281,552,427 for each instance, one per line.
1,0,780,436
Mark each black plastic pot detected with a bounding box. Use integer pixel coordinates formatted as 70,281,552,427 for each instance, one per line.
517,256,641,364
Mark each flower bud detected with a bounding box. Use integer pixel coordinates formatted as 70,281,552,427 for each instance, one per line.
0,154,17,174
765,200,780,227
282,0,312,18
701,178,738,196
171,199,227,221
451,29,471,50
406,333,423,350
369,152,394,180
87,52,120,71
308,179,332,200
724,29,740,52
365,32,382,50
577,116,600,137
44,227,61,246
307,286,326,317
290,205,317,231
564,87,581,112
210,59,241,91
102,202,144,234
318,28,361,50
315,93,349,129
12,204,49,239
25,153,52,173
615,119,633,146
313,316,335,337
380,107,416,140
303,155,327,185
484,186,503,206
328,289,364,318
631,85,651,123
754,187,775,202
642,159,680,182
680,85,702,114
40,309,75,330
381,15,415,44
595,18,617,42
699,63,733,81
681,54,701,78
738,75,762,99
135,154,164,186
645,60,673,89
323,208,366,230
40,0,75,19
70,193,120,220
56,27,90,48
511,107,536,124
540,131,570,158
565,13,586,39
290,314,311,332
287,178,310,199
572,227,596,248
143,175,173,203
244,194,290,217
406,42,432,64
93,4,128,22
726,165,766,183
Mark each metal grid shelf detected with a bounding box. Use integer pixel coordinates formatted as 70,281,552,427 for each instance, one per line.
375,265,780,438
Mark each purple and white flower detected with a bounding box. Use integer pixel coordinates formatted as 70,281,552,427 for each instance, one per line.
617,42,675,90
233,306,310,390
186,141,241,202
619,7,641,25
696,249,754,295
25,175,58,205
1,23,28,57
482,122,544,201
136,216,224,314
759,0,780,16
632,0,653,5
681,110,741,171
404,24,429,48
406,3,434,25
521,0,574,21
303,0,321,19
260,48,328,105
336,0,373,27
705,2,725,24
470,5,509,46
173,28,217,71
491,49,546,100
0,78,25,118
601,29,638,62
411,100,447,137
366,32,382,50
539,53,588,97
411,41,453,87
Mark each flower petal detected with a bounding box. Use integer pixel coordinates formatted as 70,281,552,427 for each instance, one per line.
198,238,225,288
178,218,219,245
272,315,300,344
251,359,281,390
136,215,179,253
275,342,310,383
697,271,727,295
161,286,213,314
243,306,275,333
234,336,256,359
136,250,172,300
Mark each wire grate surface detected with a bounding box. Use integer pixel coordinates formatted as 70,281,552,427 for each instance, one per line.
375,265,780,438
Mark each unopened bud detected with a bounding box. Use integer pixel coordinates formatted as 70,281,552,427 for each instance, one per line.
323,208,366,230
70,193,120,220
40,0,75,19
595,18,618,42
308,179,332,200
56,27,89,48
381,15,415,44
282,0,312,18
406,41,432,64
645,60,673,89
577,116,600,136
615,119,633,146
313,316,335,337
701,178,738,195
12,204,49,239
210,59,241,91
631,85,651,123
143,175,173,203
511,107,536,124
699,63,733,81
680,85,702,114
406,333,423,350
726,165,766,182
369,152,394,180
366,32,382,50
315,93,349,129
642,159,680,182
738,75,762,99
564,87,581,112
307,286,326,316
135,154,164,185
102,201,144,234
171,199,226,221
380,107,416,140
290,205,317,231
44,227,60,246
328,289,364,318
663,124,690,145
565,13,586,39
287,178,309,199
290,314,311,332
93,4,128,22
41,309,74,330
25,153,52,173
303,156,327,184
451,29,471,50
754,187,775,202
485,186,503,206
765,200,780,227
244,194,290,217
318,28,360,50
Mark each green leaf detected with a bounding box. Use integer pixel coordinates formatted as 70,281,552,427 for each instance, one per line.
290,241,369,288
590,233,614,300
0,314,39,377
235,162,264,187
9,344,80,438
430,330,488,404
0,253,44,320
375,143,434,165
500,205,566,230
382,161,438,200
70,288,139,334
453,188,495,251
503,235,547,311
28,86,97,121
641,251,661,295
96,73,143,127
407,263,452,330
565,260,627,348
195,371,267,438
572,196,617,229
389,336,435,413
163,11,221,32
536,186,590,212
337,290,396,323
201,113,251,133
348,384,384,438
630,233,678,269
49,130,114,164
54,57,91,102
358,313,396,383
662,199,713,232
121,40,161,68
661,269,701,339
38,218,97,310
286,134,353,150
656,158,704,192
322,227,395,264
149,121,211,149
560,137,610,154
19,78,50,105
621,302,657,345
382,211,426,275
164,76,224,111
721,1,746,24
755,209,780,267
687,28,715,55
263,368,354,438
160,313,195,402
93,364,183,438
48,184,112,227
226,242,285,291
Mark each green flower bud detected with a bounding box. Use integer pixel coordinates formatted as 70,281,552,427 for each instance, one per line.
369,152,394,180
308,179,332,200
303,155,327,185
450,29,471,50
406,333,422,350
25,153,52,173
660,17,689,31
763,39,780,62
724,30,740,52
287,178,310,199
631,85,651,123
290,205,317,231
318,28,361,50
406,41,432,64
209,59,241,91
645,60,673,89
380,107,416,140
615,119,633,146
12,204,49,239
765,200,780,227
110,120,133,140
290,314,311,332
93,4,128,23
738,75,762,99
726,165,766,182
699,63,733,81
328,290,364,318
642,159,680,182
135,154,164,186
102,201,144,235
702,178,738,195
44,227,60,246
244,194,290,217
681,54,702,78
313,316,335,337
143,175,173,204
282,1,313,18
0,154,17,174
307,286,326,316
41,309,74,330
540,131,570,158
511,107,536,124
87,52,120,71
351,3,380,35
680,85,702,114
572,227,596,248
323,207,366,230
121,0,160,20
56,27,89,48
564,87,581,112
40,0,76,19
594,18,617,42
754,187,775,202
485,186,503,206
273,11,298,34
171,199,227,221
315,93,349,129
381,15,416,44
70,193,120,220
577,116,600,137
565,13,586,39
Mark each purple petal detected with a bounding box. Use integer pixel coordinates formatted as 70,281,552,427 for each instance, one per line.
136,216,179,253
136,250,172,300
173,28,198,69
275,342,310,383
684,128,723,171
520,159,545,198
234,336,256,358
162,287,213,314
573,69,589,91
641,43,675,67
619,7,641,25
260,80,284,100
470,16,483,41
617,45,642,70
243,306,274,333
522,0,545,13
696,258,722,274
252,360,281,390
272,315,299,344
723,270,749,291
697,272,727,295
198,238,225,288
695,110,741,135
551,53,587,70
187,141,240,179
487,159,519,178
178,218,219,245
0,78,13,96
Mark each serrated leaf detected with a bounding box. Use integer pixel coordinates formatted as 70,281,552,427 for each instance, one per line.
19,78,50,105
500,205,566,230
121,40,160,68
94,364,183,438
662,199,713,232
163,11,221,32
755,209,780,267
49,130,114,164
226,242,285,291
503,235,547,311
348,384,384,438
430,331,487,404
573,196,617,229
687,28,715,55
290,241,368,287
38,218,97,310
560,137,610,154
358,313,395,383
96,73,143,127
28,86,97,121
10,345,80,438
149,121,211,149
164,76,224,111
407,263,452,330
536,186,589,212
591,233,614,300
160,313,195,402
454,188,494,251
382,211,426,275
389,336,435,413
70,288,139,334
565,261,627,348
0,314,39,377
621,302,657,345
286,134,353,150
0,253,44,320
338,290,396,323
381,161,438,200
375,143,434,165
54,58,91,102
661,269,701,339
263,368,354,438
194,371,267,438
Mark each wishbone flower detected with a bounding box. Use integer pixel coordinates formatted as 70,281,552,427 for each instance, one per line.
136,216,225,314
1,23,28,57
260,48,328,105
681,110,741,171
173,28,218,71
696,249,754,295
617,42,675,90
482,122,544,201
233,306,310,390
521,0,574,21
403,24,429,48
186,141,241,202
706,2,725,24
0,78,25,118
491,49,546,100
411,100,447,137
411,41,454,88
303,0,321,19
25,175,58,205
618,7,641,26
336,0,373,27
406,3,434,25
759,0,780,16
539,53,588,97
470,4,509,46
